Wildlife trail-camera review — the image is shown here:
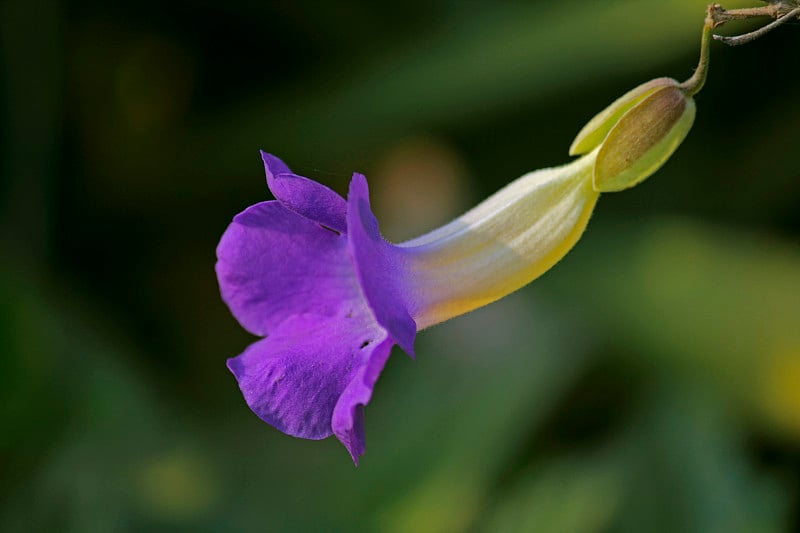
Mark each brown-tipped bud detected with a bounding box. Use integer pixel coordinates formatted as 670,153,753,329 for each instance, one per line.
569,77,678,156
592,86,696,193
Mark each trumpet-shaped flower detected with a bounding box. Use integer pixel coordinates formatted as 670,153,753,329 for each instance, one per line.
217,150,602,463
217,22,711,462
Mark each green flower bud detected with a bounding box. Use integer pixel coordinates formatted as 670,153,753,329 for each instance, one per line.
569,77,678,156
593,85,695,192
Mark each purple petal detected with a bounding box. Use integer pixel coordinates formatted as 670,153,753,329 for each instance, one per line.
216,201,359,336
262,151,347,234
347,173,417,356
332,337,393,464
227,313,389,450
218,156,421,463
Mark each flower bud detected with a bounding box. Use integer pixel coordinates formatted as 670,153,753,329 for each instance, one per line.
569,77,678,156
592,85,695,192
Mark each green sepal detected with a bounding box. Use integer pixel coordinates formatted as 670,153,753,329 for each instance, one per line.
569,77,679,156
593,86,695,193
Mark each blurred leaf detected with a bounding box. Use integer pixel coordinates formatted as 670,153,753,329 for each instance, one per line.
367,295,592,532
482,453,624,533
613,385,788,533
0,265,220,532
549,216,800,439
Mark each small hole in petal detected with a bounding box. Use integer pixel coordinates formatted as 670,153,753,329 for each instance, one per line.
360,340,372,349
319,224,341,235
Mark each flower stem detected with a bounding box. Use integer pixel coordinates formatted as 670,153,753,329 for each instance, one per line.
680,12,713,97
680,1,799,96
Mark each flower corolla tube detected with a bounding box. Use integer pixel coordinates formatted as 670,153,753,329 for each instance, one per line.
217,31,710,463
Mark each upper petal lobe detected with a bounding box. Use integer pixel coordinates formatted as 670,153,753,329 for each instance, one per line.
216,201,358,336
262,151,347,233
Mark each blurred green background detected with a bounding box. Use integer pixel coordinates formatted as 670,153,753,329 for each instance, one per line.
2,0,799,531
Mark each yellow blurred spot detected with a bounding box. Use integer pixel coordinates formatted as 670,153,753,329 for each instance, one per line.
758,344,800,439
135,450,216,520
380,473,481,533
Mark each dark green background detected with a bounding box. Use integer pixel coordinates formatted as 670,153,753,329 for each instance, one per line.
2,1,799,531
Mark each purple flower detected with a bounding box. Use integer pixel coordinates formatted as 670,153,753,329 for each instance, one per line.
217,151,600,464
217,153,419,464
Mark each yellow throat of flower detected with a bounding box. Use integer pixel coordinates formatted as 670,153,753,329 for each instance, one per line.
402,151,600,329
